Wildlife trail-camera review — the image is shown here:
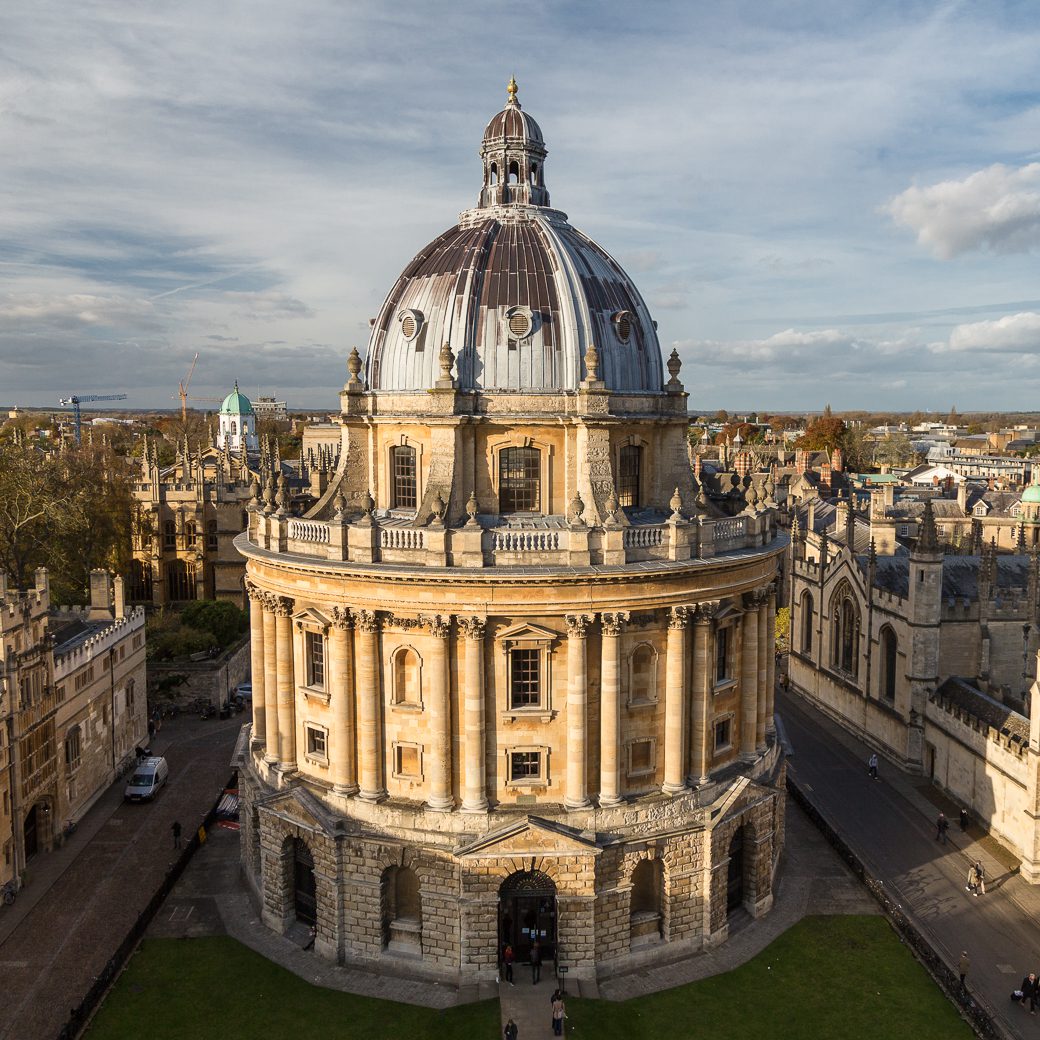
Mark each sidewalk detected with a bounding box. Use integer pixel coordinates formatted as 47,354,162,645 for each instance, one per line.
778,687,1039,1040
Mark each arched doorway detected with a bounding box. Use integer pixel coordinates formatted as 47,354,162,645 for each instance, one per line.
292,839,316,925
726,828,744,913
23,803,39,860
499,869,556,965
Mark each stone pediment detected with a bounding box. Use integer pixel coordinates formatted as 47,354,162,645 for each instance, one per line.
497,621,559,645
262,782,342,837
456,815,601,859
292,606,331,630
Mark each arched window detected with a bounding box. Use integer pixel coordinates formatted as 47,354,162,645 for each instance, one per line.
629,644,656,704
184,521,197,548
800,592,814,653
830,587,860,676
618,445,642,508
390,445,417,510
530,162,538,185
230,420,237,436
880,626,897,703
508,160,520,184
489,162,498,185
630,859,664,946
167,559,195,601
499,447,541,512
163,519,176,550
392,647,421,705
207,519,218,551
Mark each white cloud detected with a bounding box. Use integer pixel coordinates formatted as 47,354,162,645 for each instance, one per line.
887,163,1040,258
942,311,1040,352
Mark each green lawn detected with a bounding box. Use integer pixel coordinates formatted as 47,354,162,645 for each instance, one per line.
87,916,971,1040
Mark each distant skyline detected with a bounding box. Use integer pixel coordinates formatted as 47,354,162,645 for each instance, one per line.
3,2,1040,411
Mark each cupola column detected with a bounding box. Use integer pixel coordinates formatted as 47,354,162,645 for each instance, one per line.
245,582,266,749
329,609,358,794
356,611,386,801
599,613,627,807
691,604,717,784
663,607,688,795
565,614,594,810
740,595,759,757
426,615,454,811
274,597,296,769
459,617,488,813
262,595,279,761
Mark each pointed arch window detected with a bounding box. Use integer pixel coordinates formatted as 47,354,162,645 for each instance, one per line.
800,591,814,653
879,626,897,702
830,587,861,676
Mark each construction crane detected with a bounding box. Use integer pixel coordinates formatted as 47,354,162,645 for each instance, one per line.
176,352,200,421
58,393,129,444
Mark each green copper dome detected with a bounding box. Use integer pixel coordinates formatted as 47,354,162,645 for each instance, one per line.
1022,482,1040,504
220,382,254,416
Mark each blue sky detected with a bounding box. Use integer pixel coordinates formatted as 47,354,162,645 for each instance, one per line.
3,0,1040,412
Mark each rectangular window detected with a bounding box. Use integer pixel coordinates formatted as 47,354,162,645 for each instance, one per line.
306,725,327,760
714,717,732,751
509,750,541,782
509,648,541,708
2,790,8,816
394,743,421,779
618,445,642,508
305,631,325,688
715,627,729,684
392,446,417,510
65,729,82,772
628,739,654,776
499,447,541,513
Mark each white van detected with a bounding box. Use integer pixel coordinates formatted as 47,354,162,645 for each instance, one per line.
124,756,169,802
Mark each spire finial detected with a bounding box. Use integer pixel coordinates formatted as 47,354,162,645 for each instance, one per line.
507,75,519,105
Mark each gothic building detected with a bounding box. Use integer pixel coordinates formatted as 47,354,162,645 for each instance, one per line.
236,82,786,982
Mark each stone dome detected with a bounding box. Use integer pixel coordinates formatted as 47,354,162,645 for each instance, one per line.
365,81,663,395
220,382,253,415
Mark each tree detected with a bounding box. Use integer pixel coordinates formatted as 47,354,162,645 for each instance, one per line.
796,413,847,454
775,607,790,654
874,432,920,468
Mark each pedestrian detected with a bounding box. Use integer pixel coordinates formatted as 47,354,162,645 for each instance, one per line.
1020,971,1038,1014
974,860,986,896
551,994,566,1036
502,942,514,985
935,812,949,844
304,925,316,951
504,1017,518,1040
171,820,182,850
147,718,155,740
530,938,542,984
958,951,970,993
959,808,969,832
966,863,978,896
868,753,879,781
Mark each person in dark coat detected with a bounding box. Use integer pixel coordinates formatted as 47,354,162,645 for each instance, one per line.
959,808,969,832
502,943,514,985
504,1018,518,1040
935,812,949,844
171,820,182,850
530,938,542,984
1020,971,1038,1014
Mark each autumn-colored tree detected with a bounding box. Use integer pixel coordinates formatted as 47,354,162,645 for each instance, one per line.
796,412,847,454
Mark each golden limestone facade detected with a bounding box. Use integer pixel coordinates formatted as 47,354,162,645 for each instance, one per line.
236,83,785,982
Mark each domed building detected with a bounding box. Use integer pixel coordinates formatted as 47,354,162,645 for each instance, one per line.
236,80,786,983
217,381,259,453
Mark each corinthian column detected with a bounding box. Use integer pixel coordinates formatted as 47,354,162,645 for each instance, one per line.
740,595,759,757
425,614,453,811
262,595,279,761
756,590,769,750
691,602,717,785
766,585,778,736
245,582,266,749
274,596,296,769
565,614,593,810
329,607,357,794
663,606,688,795
355,610,385,801
599,612,626,807
458,617,488,813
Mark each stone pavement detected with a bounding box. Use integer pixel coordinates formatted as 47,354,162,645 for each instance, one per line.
0,711,242,1040
779,687,1040,1040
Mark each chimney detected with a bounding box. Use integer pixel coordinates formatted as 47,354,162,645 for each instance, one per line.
88,568,113,620
113,575,126,618
883,484,895,510
35,567,49,602
957,481,968,511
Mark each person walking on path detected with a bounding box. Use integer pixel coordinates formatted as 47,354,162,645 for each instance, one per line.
868,753,879,781
959,808,969,832
551,994,566,1036
171,820,182,850
502,943,515,985
1020,971,1038,1014
935,812,949,844
974,860,986,896
504,1017,518,1040
530,938,542,984
966,864,978,896
958,951,970,994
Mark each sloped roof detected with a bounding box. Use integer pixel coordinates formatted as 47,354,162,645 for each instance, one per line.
932,676,1029,744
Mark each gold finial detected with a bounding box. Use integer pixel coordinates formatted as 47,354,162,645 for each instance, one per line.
507,75,518,104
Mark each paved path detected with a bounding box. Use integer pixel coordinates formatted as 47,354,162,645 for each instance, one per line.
779,687,1040,1040
0,711,242,1040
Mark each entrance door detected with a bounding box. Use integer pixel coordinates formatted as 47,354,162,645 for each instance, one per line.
726,828,744,913
499,869,557,963
23,804,38,860
293,840,316,925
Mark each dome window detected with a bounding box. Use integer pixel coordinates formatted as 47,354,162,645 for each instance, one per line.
613,310,633,343
505,307,535,342
398,309,424,343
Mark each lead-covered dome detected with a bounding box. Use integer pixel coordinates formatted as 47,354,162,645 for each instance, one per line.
365,81,663,395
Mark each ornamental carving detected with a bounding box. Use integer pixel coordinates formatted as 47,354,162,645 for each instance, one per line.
329,606,353,630
355,609,380,633
384,614,425,631
421,613,451,639
272,596,295,618
668,606,689,630
458,617,486,640
565,613,594,638
694,601,720,624
601,611,629,637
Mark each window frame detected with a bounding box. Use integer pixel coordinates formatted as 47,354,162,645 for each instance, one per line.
498,623,557,721
490,438,553,516
504,745,549,788
389,644,424,710
392,741,423,781
498,446,541,513
64,726,82,773
617,444,643,509
304,723,328,765
713,714,734,755
626,641,659,707
625,737,657,778
304,630,326,689
390,444,418,511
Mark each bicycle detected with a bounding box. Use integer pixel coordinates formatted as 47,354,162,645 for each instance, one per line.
1,880,16,906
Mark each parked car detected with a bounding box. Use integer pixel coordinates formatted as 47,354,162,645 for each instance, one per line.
124,756,169,802
235,681,252,703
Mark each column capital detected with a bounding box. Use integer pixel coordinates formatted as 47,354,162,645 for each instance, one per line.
329,606,353,630
693,601,720,624
244,580,264,603
272,595,294,618
458,616,486,640
743,588,768,610
566,613,594,638
356,609,381,633
421,613,452,639
600,611,629,636
668,605,689,631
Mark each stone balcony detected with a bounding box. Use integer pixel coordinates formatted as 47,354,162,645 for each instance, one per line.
245,507,778,569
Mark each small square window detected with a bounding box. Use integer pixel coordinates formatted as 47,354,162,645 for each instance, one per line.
627,739,655,776
510,750,541,782
714,717,732,752
305,725,327,761
394,743,422,779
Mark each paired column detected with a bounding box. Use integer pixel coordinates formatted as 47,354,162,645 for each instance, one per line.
565,614,593,810
691,604,717,784
459,617,488,813
765,586,778,736
355,610,385,801
599,613,627,807
274,596,296,769
262,596,279,760
426,614,453,811
246,583,266,748
663,606,688,795
740,596,759,756
756,590,769,749
329,608,358,794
